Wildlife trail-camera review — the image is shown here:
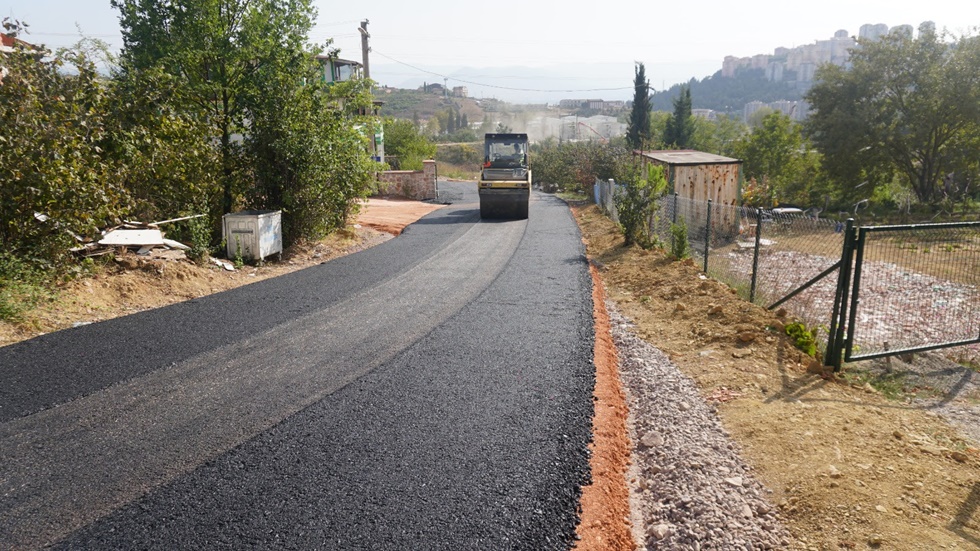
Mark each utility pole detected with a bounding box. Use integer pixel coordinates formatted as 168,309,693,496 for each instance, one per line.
358,19,371,80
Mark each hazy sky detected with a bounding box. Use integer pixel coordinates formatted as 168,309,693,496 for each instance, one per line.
2,0,974,102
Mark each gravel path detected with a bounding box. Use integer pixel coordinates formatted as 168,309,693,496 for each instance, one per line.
608,303,791,550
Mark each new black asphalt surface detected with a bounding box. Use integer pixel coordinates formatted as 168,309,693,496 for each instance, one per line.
0,182,596,550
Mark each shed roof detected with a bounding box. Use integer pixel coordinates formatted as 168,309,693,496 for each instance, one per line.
639,150,740,165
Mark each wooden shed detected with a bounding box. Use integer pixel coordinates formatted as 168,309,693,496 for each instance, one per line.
639,150,742,241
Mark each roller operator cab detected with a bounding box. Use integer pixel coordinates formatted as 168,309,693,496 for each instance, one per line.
478,133,530,219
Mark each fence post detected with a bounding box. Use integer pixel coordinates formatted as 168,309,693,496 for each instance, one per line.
842,226,869,366
670,192,679,252
750,207,762,303
826,218,856,370
703,199,713,273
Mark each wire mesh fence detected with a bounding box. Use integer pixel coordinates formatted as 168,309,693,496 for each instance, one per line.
593,178,620,224
590,178,980,367
646,194,847,344
845,222,980,365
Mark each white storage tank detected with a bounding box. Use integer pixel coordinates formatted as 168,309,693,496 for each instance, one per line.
222,210,283,261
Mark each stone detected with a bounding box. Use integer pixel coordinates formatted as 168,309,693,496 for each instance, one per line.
740,503,754,518
950,451,969,463
732,349,754,359
708,304,723,315
737,331,756,343
641,431,664,448
724,476,744,487
806,359,826,374
650,523,672,540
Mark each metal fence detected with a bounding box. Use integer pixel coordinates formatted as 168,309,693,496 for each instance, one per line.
591,179,979,368
831,221,980,366
647,192,846,339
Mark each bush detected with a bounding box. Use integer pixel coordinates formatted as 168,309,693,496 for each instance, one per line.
436,143,482,166
785,321,818,357
670,219,691,260
0,252,53,322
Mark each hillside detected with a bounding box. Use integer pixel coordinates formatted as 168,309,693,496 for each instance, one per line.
651,68,803,115
374,86,486,122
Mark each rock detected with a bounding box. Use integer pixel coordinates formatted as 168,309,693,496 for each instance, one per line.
769,320,785,332
875,505,887,513
737,331,756,343
950,451,969,463
732,349,754,359
868,534,885,546
775,308,787,318
806,359,826,374
640,431,664,448
674,302,687,312
707,304,723,315
678,401,691,412
724,476,744,487
827,465,842,478
649,523,672,540
740,503,754,518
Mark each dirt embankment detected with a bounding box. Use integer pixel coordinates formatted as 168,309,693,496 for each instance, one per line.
573,202,980,550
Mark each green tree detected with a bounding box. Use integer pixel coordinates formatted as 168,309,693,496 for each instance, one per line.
733,112,821,206
626,62,651,150
0,36,128,269
246,68,380,245
806,26,980,204
107,65,221,227
384,118,437,170
616,163,668,247
664,85,695,149
112,0,319,215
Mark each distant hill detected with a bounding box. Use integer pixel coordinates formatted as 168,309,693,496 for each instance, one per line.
651,68,804,115
374,86,486,122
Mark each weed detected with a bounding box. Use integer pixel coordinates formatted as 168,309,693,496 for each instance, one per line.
185,216,214,263
840,369,909,400
785,321,818,357
0,252,54,323
670,219,691,260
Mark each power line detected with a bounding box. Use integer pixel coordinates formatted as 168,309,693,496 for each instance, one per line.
372,49,632,94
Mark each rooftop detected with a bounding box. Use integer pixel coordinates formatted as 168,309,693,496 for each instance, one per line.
639,150,740,165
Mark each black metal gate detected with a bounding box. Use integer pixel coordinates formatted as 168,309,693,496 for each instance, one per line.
826,221,980,369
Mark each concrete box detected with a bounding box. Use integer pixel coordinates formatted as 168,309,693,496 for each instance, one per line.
222,210,282,261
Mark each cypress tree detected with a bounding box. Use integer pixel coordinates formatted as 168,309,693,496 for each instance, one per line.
664,85,694,149
626,62,652,150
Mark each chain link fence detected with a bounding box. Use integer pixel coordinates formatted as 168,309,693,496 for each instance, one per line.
843,222,980,365
593,178,979,370
646,193,846,341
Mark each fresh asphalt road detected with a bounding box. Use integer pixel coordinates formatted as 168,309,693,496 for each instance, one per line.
0,182,597,550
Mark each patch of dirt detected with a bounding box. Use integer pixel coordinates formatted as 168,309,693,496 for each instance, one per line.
572,203,980,550
575,265,634,550
356,197,445,236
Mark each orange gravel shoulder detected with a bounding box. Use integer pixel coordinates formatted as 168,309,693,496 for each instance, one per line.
357,197,445,236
